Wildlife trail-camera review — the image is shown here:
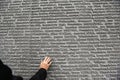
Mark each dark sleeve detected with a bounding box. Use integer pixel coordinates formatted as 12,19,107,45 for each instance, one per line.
0,59,4,66
0,59,13,80
30,68,47,80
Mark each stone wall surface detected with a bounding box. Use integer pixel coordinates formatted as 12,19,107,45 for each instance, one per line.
0,0,120,80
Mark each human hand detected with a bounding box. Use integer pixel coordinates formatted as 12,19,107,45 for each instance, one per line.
39,57,52,70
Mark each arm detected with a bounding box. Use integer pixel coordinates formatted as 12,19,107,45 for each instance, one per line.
29,68,47,80
30,57,52,80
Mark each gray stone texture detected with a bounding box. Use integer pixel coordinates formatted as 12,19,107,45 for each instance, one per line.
0,0,120,80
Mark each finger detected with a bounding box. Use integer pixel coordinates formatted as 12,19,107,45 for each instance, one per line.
46,57,51,62
48,59,52,64
44,57,48,61
40,61,43,64
48,61,52,66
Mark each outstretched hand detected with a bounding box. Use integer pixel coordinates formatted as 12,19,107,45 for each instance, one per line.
39,57,52,70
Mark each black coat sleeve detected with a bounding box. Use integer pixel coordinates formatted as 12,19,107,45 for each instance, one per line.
30,68,47,80
0,59,13,80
